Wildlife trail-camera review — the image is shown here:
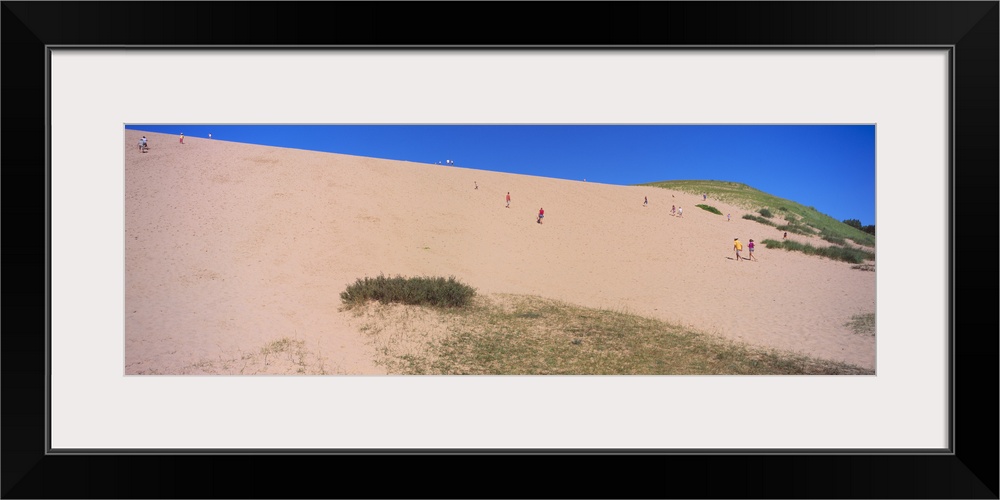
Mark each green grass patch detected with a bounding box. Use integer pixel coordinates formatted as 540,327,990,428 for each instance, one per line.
743,214,777,227
761,239,875,264
775,213,816,236
758,208,774,218
819,231,847,246
696,204,722,215
341,274,476,309
364,295,873,375
847,234,876,247
776,222,815,236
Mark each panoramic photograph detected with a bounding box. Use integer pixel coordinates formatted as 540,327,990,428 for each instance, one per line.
124,124,876,375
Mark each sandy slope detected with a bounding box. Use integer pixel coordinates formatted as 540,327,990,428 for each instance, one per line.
124,131,876,374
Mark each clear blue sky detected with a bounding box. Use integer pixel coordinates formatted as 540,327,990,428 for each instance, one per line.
126,124,876,225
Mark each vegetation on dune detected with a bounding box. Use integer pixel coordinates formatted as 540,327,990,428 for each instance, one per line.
819,231,847,246
341,274,476,309
640,180,875,249
845,313,876,336
742,214,777,227
776,219,817,236
639,179,782,213
762,239,874,264
696,204,722,215
152,336,341,375
357,294,873,375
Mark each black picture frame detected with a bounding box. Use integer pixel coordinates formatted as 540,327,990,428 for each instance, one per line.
3,2,997,498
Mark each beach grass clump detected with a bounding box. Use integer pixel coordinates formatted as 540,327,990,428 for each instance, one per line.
758,208,774,218
776,222,816,236
364,294,872,375
743,214,777,227
845,313,876,336
819,231,847,246
762,239,874,264
696,204,722,215
341,274,476,309
823,245,875,264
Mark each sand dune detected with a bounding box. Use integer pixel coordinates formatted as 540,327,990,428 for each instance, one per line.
124,130,876,374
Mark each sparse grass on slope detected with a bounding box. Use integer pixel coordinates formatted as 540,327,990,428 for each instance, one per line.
845,313,875,336
341,274,476,309
762,239,874,264
742,214,777,227
357,294,873,375
775,221,816,236
144,336,342,375
640,180,875,248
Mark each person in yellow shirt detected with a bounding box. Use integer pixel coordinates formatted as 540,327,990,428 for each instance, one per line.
734,238,743,261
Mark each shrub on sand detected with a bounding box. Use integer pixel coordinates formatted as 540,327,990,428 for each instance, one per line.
696,204,722,215
341,274,476,309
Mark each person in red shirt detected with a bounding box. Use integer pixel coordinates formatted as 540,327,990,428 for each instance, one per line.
506,192,511,208
537,207,544,224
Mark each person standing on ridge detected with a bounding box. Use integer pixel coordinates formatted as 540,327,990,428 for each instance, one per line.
179,132,184,144
506,192,511,208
